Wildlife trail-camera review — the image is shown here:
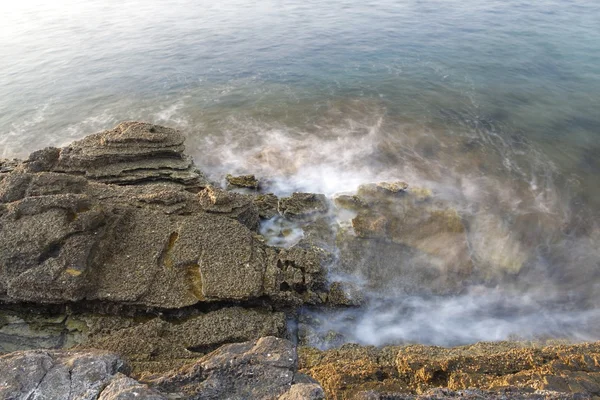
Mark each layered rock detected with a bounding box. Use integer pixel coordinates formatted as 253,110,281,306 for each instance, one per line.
0,123,327,309
28,121,209,189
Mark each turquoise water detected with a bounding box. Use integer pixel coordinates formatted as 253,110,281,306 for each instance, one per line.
2,0,600,345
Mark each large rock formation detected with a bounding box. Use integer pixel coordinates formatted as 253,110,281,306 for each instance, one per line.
0,121,328,309
0,336,324,400
1,122,599,399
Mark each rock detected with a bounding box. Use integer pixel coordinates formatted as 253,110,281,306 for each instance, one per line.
264,247,328,305
0,349,125,400
0,159,21,175
198,185,260,230
98,374,167,400
279,192,329,219
279,383,326,400
255,193,280,219
51,121,208,190
226,173,260,190
78,307,287,375
299,341,600,400
149,336,306,400
0,178,323,308
334,182,473,294
333,194,368,211
326,281,364,306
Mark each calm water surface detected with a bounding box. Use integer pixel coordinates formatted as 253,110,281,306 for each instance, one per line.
1,0,600,346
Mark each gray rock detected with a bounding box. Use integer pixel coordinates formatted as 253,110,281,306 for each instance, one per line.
198,185,260,231
0,349,124,400
254,193,280,219
151,336,305,400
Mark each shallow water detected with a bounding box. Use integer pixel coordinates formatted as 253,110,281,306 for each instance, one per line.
1,0,600,346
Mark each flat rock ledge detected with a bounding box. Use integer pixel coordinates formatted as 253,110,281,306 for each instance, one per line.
1,122,599,399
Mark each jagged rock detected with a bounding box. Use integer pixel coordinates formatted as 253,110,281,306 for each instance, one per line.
0,349,125,400
255,193,280,219
149,336,304,400
0,337,326,400
78,307,287,374
0,177,324,309
198,185,260,230
279,192,329,219
38,121,208,190
326,281,364,306
299,341,600,400
98,374,167,400
264,247,329,305
333,194,369,211
0,159,20,175
279,383,326,400
226,173,260,190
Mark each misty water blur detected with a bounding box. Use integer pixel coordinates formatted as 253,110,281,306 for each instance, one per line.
1,0,600,346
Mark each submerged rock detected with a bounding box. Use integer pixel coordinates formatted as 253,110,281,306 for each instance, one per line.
334,181,473,294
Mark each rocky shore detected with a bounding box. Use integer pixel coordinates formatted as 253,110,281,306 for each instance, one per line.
1,122,599,399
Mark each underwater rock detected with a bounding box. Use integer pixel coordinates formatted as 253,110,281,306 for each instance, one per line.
334,182,473,293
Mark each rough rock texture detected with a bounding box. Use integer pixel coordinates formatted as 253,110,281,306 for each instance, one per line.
0,349,125,400
226,173,260,190
334,182,472,294
0,123,327,309
77,307,287,374
148,336,306,399
98,375,167,400
299,341,600,400
38,121,209,189
279,192,329,219
0,337,320,400
2,122,600,400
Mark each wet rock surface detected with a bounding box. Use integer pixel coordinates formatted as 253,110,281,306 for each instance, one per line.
1,122,599,399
